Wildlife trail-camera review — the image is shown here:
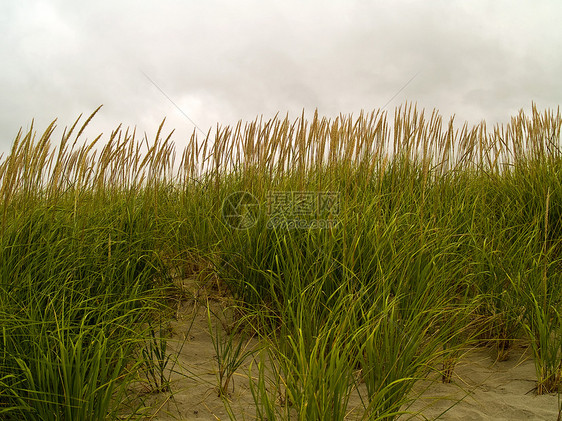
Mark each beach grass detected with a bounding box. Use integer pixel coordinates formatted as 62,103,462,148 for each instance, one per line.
0,103,561,419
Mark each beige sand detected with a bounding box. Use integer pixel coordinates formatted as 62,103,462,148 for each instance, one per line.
131,281,561,421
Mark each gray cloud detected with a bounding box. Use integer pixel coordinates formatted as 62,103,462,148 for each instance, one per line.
1,0,561,155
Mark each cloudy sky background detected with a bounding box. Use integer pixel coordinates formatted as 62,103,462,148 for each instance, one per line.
1,0,561,156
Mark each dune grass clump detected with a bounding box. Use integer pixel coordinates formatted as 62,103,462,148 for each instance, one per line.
0,113,177,419
0,103,561,419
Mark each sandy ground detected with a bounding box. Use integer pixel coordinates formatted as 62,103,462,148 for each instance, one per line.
128,279,562,421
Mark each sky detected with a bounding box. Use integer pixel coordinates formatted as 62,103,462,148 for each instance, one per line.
1,0,561,156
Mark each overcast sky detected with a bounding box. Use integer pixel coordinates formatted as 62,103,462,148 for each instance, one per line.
1,0,561,156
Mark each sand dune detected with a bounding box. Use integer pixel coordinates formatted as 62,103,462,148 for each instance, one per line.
131,294,560,421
